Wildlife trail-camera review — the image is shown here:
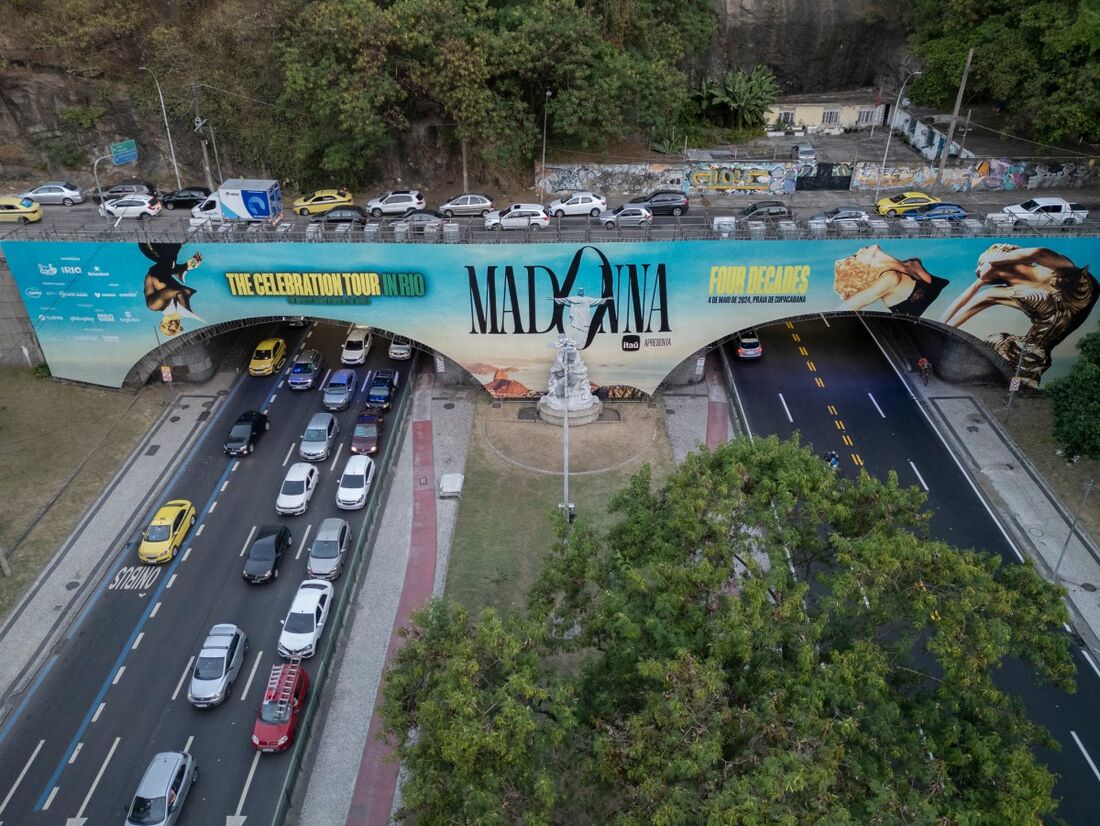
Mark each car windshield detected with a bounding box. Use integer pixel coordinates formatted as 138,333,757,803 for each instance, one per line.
370,384,391,399
327,380,348,391
284,610,315,634
146,524,171,542
344,339,362,351
354,424,377,438
250,540,276,560
128,796,167,824
292,362,313,374
194,655,225,680
823,208,841,219
229,423,252,440
341,473,365,489
254,348,272,360
304,427,327,441
260,698,291,724
312,539,341,559
282,480,305,496
888,194,907,203
1020,199,1039,210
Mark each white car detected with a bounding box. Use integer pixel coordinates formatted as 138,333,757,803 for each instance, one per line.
341,326,373,365
336,454,376,510
388,335,412,360
276,463,319,516
547,191,607,218
99,194,161,220
483,203,551,231
278,580,334,658
365,190,424,217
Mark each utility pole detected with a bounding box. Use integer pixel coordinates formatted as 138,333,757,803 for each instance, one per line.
190,83,216,192
957,108,973,157
875,70,921,202
140,67,182,190
934,47,974,190
1054,478,1094,579
539,90,552,202
461,139,468,193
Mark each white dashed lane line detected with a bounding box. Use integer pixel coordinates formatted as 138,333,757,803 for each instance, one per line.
240,652,263,702
131,633,144,651
777,393,793,424
221,480,229,493
172,657,194,701
0,739,44,817
240,525,258,557
867,392,886,418
295,524,314,561
908,461,929,492
1071,731,1100,782
283,443,295,468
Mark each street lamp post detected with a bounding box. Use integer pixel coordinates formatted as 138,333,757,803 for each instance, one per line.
875,70,921,202
540,90,552,203
1054,478,1095,579
139,67,182,191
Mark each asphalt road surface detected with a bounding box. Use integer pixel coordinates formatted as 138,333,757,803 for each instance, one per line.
0,321,408,826
726,315,1100,825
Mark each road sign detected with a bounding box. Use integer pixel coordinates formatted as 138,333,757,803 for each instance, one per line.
160,365,173,383
110,139,138,165
1009,377,1022,393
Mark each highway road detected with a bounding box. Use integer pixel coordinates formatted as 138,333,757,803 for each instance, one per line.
726,315,1100,825
0,321,409,825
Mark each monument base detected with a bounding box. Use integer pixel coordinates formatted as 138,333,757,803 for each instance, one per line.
537,396,603,427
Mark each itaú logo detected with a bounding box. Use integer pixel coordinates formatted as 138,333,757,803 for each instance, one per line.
465,245,671,350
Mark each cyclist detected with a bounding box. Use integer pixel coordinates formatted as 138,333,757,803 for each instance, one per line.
916,355,931,384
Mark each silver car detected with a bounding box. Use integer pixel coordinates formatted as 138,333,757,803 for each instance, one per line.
322,369,358,411
125,751,197,826
20,181,84,206
307,517,351,580
299,412,339,460
187,624,247,708
599,205,653,228
438,192,494,217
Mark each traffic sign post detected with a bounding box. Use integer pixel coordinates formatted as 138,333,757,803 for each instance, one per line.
110,139,138,165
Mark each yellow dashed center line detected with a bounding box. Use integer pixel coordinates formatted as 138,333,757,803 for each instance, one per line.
834,419,845,431
815,377,825,388
806,361,816,372
798,346,809,357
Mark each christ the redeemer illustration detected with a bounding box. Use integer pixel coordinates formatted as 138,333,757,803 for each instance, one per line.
549,287,612,335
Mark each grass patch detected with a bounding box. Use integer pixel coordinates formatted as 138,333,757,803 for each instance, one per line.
0,368,167,620
445,399,674,616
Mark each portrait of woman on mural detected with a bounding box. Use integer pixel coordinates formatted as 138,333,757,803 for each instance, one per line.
138,242,204,337
940,244,1098,388
833,244,950,316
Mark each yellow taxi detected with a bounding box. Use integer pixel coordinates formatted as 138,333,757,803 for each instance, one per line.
248,337,288,376
0,196,43,224
291,189,354,216
875,191,941,216
138,499,196,564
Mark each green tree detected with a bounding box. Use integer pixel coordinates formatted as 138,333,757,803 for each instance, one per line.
708,66,779,130
387,437,1074,824
1048,325,1100,460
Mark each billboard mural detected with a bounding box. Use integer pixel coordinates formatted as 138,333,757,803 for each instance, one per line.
1,238,1098,396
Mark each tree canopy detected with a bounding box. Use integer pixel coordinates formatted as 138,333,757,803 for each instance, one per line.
381,436,1075,824
1048,323,1100,461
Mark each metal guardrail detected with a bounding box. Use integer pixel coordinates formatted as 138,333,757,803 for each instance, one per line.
3,215,1099,244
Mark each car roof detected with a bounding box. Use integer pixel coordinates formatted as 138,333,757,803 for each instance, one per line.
507,203,546,211
236,409,263,422
294,349,320,362
328,369,355,382
306,412,335,427
151,501,187,523
345,327,370,340
255,524,286,541
290,580,332,611
373,368,397,380
356,412,381,422
309,189,346,197
256,338,282,348
342,455,371,475
286,462,315,480
447,192,489,199
316,517,347,540
137,752,186,796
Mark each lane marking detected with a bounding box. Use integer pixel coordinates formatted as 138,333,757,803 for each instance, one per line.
868,392,886,418
232,460,240,473
0,739,44,816
209,501,218,513
851,453,864,467
806,360,816,372
184,735,194,753
295,523,314,560
909,461,930,491
112,666,125,685
150,601,161,618
798,346,808,357
172,656,194,701
278,379,285,389
785,321,794,329
1081,650,1100,681
195,524,205,537
68,743,82,766
235,751,262,816
1071,731,1100,782
166,573,177,590
835,419,846,431
777,393,793,423
814,377,825,388
181,547,191,563
283,443,296,467
240,650,263,701
319,368,332,389
74,735,120,820
42,787,58,811
270,393,278,403
91,703,105,722
240,525,258,557
827,404,838,416
133,634,145,652
329,442,344,471
842,434,853,447
221,480,229,493
820,314,830,327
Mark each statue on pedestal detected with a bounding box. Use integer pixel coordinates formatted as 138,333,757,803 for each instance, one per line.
538,333,602,425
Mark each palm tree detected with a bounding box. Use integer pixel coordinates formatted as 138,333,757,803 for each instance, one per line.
709,66,779,130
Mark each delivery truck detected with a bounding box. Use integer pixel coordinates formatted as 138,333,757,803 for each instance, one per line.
190,179,282,226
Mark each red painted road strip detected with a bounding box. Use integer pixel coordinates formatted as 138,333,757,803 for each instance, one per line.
705,362,729,449
346,398,437,824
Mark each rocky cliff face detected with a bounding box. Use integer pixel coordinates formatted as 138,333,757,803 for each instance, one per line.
710,0,904,93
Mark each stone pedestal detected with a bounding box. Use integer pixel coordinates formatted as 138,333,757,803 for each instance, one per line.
537,395,602,426
537,334,603,426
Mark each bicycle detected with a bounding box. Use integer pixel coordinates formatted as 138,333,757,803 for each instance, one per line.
917,358,931,386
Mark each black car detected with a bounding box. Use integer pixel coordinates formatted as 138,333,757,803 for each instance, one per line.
365,368,399,411
308,205,369,229
161,187,211,210
629,190,689,216
223,410,269,456
242,525,291,583
89,179,160,203
737,201,792,223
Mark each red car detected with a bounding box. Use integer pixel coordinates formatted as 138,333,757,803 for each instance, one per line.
350,413,383,455
251,662,309,753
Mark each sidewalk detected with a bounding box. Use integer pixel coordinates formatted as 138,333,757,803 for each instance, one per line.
0,370,238,733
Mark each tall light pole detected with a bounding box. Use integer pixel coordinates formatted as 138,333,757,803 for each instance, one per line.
875,70,921,202
540,90,552,203
139,67,182,191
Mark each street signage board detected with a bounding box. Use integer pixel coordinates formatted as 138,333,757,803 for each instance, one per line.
111,139,138,165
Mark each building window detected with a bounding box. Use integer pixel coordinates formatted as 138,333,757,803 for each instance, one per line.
777,111,794,125
857,108,879,125
821,110,840,125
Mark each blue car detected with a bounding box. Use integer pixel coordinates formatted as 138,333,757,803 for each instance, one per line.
365,368,399,411
903,203,968,222
322,369,358,411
